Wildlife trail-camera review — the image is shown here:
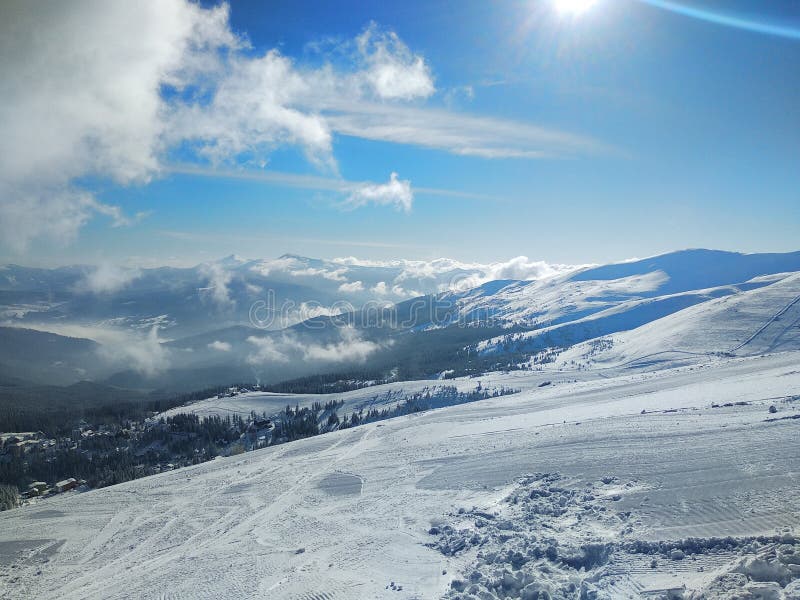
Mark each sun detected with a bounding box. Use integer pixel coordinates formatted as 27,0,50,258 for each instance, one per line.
553,0,597,16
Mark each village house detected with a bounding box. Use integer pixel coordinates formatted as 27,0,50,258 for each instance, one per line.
54,478,78,493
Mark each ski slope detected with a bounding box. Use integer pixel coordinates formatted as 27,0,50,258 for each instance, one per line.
1,352,799,599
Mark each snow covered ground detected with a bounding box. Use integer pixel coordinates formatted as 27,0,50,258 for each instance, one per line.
157,378,494,423
1,351,799,599
479,271,800,371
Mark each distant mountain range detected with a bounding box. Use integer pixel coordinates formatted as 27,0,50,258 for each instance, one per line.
0,254,559,337
1,249,799,393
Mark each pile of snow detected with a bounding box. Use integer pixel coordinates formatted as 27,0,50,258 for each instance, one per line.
431,473,800,599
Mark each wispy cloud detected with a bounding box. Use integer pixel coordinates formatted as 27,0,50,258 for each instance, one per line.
10,321,171,378
157,228,423,250
325,103,614,160
199,262,234,310
167,164,502,203
75,263,142,294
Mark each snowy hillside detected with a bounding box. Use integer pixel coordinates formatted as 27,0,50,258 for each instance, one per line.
1,352,798,599
539,272,800,370
445,249,800,330
478,270,800,370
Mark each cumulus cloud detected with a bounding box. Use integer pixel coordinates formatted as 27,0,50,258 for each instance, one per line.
338,280,366,293
246,326,384,366
76,263,142,294
96,325,170,378
0,1,237,250
344,172,413,211
353,23,435,100
488,256,573,281
166,49,335,168
0,4,430,250
332,255,583,293
245,336,288,364
248,256,303,276
208,340,232,352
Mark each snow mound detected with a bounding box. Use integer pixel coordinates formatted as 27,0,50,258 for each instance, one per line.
430,473,800,599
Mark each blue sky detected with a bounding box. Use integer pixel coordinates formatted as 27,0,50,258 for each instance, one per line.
1,0,798,267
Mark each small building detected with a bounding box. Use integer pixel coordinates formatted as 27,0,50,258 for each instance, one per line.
26,481,48,497
54,478,78,493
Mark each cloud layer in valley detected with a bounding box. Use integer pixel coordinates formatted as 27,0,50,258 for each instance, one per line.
246,327,386,366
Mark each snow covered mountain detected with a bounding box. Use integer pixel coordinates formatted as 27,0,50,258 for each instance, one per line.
3,248,800,599
0,254,576,339
2,249,799,390
442,249,800,329
437,250,800,361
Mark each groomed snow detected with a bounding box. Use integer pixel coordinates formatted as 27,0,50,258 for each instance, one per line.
1,352,799,599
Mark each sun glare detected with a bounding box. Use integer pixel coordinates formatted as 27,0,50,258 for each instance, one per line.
554,0,597,16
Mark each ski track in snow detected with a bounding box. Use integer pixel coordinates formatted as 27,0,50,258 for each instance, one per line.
1,353,799,599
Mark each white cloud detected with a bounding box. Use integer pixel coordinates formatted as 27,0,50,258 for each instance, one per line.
14,321,170,378
326,103,612,160
77,263,141,294
249,256,303,276
246,335,289,364
344,172,413,211
372,281,389,295
489,256,572,281
208,340,232,352
0,2,610,250
246,326,384,366
0,1,237,250
338,280,365,293
302,326,384,363
391,285,421,298
354,23,435,100
168,164,499,203
166,49,335,168
290,267,349,281
200,263,234,309
333,255,584,292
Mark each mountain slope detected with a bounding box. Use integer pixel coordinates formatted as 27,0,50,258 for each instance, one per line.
442,249,800,330
1,352,798,599
542,271,800,370
0,327,104,385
